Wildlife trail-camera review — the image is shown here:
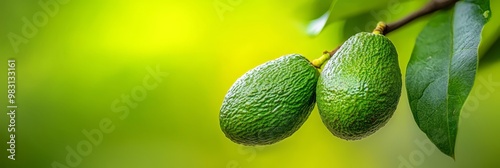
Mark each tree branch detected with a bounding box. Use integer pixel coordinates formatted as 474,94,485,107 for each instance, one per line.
326,0,458,57
385,0,458,34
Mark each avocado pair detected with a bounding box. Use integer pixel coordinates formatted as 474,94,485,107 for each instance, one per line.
220,32,402,145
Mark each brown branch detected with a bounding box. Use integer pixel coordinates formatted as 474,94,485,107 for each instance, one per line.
385,0,458,34
327,0,458,57
328,46,341,58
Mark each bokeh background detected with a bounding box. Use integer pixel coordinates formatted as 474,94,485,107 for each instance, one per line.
0,0,499,167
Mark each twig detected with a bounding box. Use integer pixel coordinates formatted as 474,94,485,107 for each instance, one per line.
385,0,458,34
327,0,458,57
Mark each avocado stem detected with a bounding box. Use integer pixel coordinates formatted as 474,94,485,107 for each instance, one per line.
311,51,332,68
372,22,387,35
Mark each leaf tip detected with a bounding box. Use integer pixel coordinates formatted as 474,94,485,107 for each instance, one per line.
306,10,330,37
447,152,455,160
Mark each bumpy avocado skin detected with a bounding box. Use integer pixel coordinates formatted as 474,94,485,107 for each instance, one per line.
220,54,319,145
317,32,402,140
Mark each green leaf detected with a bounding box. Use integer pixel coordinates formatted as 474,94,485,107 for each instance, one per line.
306,0,338,36
406,0,491,158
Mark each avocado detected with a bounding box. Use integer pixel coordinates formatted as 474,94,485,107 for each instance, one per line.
316,32,401,140
220,54,319,145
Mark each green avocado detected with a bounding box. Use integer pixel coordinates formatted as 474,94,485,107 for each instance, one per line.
316,32,402,140
220,54,319,145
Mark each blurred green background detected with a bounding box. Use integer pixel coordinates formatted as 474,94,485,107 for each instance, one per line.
0,0,499,167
